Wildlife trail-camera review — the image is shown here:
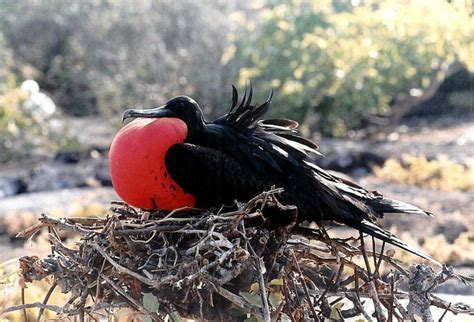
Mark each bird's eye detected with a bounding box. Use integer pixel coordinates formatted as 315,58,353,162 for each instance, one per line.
175,102,188,111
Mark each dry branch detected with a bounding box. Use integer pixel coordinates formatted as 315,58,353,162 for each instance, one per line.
7,190,474,321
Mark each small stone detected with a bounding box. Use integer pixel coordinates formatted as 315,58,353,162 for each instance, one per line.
0,177,27,198
434,221,468,243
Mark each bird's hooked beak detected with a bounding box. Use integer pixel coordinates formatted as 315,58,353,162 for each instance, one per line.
122,105,174,123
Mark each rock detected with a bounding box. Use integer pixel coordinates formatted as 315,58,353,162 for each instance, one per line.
28,146,113,192
93,158,112,187
89,145,109,156
27,162,95,192
54,146,109,164
1,149,112,195
54,150,84,164
0,177,27,198
434,221,468,243
435,277,474,295
323,151,386,174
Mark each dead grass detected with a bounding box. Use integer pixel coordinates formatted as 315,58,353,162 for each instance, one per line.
374,155,474,191
421,232,474,265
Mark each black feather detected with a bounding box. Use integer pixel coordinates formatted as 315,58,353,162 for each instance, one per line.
218,84,274,128
277,133,319,150
346,220,439,263
246,83,253,107
231,85,238,108
164,85,434,262
259,118,299,130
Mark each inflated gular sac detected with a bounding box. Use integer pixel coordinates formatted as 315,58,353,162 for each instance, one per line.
109,118,196,210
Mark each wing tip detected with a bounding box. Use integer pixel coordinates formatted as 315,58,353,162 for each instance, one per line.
353,220,441,265
368,197,434,218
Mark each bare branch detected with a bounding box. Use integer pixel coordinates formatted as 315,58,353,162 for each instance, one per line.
10,190,471,321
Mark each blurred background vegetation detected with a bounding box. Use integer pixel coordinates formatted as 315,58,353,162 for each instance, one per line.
232,0,473,135
0,0,472,140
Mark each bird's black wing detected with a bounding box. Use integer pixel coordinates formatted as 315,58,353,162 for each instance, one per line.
214,85,323,159
212,86,375,218
165,143,270,209
208,85,434,260
213,85,431,217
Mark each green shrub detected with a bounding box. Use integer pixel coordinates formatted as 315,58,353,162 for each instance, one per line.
0,35,15,93
0,80,78,163
230,0,474,136
2,1,472,131
1,1,238,117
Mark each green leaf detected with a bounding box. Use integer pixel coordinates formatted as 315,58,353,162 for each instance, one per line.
268,291,283,309
142,292,160,312
269,278,284,286
329,302,345,320
250,282,260,293
240,292,264,308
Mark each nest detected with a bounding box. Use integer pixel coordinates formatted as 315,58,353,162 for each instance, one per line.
8,189,474,321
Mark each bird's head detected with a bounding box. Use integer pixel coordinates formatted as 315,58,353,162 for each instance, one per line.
122,96,205,138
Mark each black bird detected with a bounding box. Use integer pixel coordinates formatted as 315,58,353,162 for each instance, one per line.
122,86,434,260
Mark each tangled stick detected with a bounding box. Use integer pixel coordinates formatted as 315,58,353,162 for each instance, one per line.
6,189,474,321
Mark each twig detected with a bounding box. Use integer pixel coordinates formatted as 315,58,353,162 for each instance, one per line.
376,241,386,274
291,251,319,321
36,282,57,322
92,244,156,286
314,272,336,308
256,256,271,322
388,270,395,322
439,303,451,322
282,274,296,322
360,232,386,322
346,293,373,321
2,303,64,314
21,287,28,322
216,286,264,320
101,274,160,321
247,241,271,322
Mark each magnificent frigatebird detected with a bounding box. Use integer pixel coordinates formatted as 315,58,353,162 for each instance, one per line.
119,86,433,259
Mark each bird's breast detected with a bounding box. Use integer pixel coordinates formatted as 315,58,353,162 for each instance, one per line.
109,118,196,210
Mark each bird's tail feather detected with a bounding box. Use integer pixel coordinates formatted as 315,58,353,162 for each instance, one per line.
345,219,440,265
366,196,433,217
